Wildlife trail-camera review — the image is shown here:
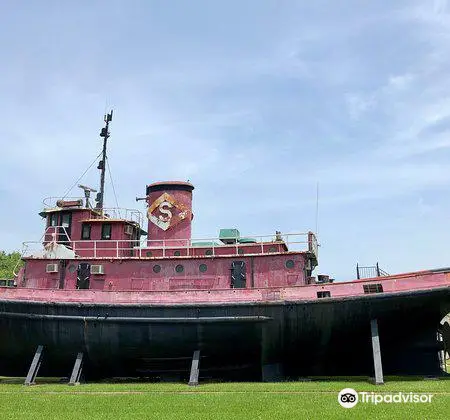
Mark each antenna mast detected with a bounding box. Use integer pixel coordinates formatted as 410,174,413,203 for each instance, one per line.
96,110,113,210
315,182,319,236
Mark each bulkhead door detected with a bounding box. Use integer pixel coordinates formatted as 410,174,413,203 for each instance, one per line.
231,261,246,288
77,263,91,289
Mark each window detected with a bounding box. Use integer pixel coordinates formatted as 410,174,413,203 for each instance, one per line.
49,213,58,227
363,284,384,294
59,213,71,242
175,264,184,273
81,223,91,240
317,291,331,298
285,260,295,269
61,213,71,228
205,249,213,256
153,264,161,273
199,264,207,273
101,223,112,240
174,250,181,256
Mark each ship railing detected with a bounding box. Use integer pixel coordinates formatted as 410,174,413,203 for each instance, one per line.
94,208,144,226
22,232,318,259
42,197,144,226
356,263,389,279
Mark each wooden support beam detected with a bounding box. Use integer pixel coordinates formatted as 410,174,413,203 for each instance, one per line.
370,319,384,385
24,345,44,386
188,350,200,386
69,352,84,386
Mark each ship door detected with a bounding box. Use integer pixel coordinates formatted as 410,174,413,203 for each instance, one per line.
77,263,91,290
231,261,246,288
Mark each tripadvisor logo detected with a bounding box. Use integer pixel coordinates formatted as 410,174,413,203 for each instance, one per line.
338,388,433,408
338,388,358,408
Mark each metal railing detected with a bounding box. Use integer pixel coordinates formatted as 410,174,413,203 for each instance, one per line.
22,232,318,260
356,263,389,279
42,197,144,226
92,208,144,226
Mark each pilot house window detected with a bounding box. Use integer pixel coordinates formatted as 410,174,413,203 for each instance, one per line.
49,213,58,227
81,223,91,240
101,223,112,240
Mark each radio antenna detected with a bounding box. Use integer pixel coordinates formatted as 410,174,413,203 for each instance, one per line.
96,110,113,210
315,182,320,237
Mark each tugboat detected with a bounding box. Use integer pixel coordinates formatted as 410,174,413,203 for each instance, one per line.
0,112,449,384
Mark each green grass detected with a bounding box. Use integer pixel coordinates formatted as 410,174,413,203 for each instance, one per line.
0,378,448,420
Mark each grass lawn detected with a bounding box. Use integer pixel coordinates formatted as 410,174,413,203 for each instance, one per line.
0,377,449,420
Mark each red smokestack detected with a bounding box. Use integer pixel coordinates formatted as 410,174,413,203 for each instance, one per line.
145,181,194,246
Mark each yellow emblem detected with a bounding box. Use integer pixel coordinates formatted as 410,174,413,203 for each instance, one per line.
147,193,190,231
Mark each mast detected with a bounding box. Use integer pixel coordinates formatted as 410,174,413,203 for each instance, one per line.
96,110,113,210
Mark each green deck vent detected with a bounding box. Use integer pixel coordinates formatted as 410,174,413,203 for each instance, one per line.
238,237,257,244
219,228,240,244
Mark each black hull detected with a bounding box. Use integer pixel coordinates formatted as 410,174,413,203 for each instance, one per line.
0,288,449,381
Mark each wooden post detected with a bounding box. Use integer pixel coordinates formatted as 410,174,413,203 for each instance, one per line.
69,352,84,386
371,319,384,385
188,350,200,386
24,345,44,386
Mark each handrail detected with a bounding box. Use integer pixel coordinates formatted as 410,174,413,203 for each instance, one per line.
41,197,144,226
22,232,318,260
356,263,389,279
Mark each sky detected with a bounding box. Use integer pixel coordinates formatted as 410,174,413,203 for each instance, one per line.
0,0,449,280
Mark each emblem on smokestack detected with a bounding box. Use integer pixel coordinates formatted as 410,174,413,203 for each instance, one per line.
147,192,190,231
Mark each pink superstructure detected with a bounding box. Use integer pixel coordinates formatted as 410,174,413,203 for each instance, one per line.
18,178,318,293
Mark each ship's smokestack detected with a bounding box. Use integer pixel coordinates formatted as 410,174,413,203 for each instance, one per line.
145,181,194,246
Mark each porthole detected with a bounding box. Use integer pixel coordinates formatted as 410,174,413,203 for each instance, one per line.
199,264,207,273
67,264,76,273
153,264,161,273
205,249,213,256
174,250,181,256
175,264,184,273
285,260,295,269
146,251,152,257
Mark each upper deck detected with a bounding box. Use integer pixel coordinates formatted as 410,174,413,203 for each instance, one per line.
17,178,321,292
23,230,318,261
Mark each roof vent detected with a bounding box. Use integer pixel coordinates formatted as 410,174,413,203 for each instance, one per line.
219,229,240,244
